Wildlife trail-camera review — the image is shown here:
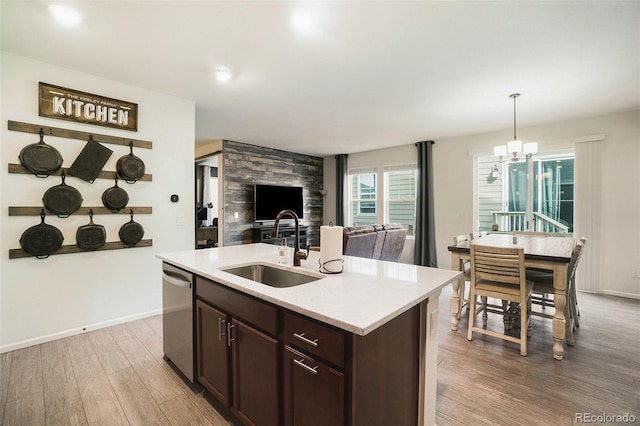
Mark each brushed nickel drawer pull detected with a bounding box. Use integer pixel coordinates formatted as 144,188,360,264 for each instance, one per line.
217,317,226,341
294,358,318,375
293,332,318,347
227,323,235,347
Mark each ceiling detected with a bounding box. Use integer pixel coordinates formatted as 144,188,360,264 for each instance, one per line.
2,1,638,157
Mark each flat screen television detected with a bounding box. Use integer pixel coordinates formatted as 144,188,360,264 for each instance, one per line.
254,184,303,221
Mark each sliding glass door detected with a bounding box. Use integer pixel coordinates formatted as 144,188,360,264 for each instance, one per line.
477,149,574,233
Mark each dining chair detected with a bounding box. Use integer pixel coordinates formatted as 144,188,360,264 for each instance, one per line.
527,238,586,345
469,231,488,240
467,244,534,356
453,234,472,319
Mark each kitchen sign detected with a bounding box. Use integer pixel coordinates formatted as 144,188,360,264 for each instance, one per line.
39,82,138,131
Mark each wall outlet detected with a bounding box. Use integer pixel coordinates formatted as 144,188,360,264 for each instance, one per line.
176,215,184,226
632,268,640,279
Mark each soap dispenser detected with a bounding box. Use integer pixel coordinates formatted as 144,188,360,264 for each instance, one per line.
278,238,288,265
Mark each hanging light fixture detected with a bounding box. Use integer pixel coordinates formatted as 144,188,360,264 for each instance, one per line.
494,93,537,162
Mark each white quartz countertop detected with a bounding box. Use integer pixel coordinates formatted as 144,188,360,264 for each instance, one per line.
157,243,461,336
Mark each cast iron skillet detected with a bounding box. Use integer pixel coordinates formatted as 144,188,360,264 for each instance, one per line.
119,209,144,247
76,209,106,251
67,136,113,183
102,175,129,212
42,171,83,218
19,209,64,259
18,129,63,178
116,142,145,183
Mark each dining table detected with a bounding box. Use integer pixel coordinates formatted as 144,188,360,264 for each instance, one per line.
447,233,576,360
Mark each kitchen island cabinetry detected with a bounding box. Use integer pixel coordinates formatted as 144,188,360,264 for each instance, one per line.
196,276,279,426
158,243,461,426
283,345,344,426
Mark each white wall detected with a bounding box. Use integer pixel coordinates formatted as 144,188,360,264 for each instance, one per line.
0,52,195,352
323,109,640,298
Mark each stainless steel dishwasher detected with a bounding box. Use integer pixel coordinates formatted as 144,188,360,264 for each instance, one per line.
162,262,195,383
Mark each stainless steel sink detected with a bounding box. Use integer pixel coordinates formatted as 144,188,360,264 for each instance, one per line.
221,263,323,288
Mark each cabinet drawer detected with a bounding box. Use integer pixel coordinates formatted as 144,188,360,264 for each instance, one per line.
283,311,345,368
196,276,278,336
283,345,344,426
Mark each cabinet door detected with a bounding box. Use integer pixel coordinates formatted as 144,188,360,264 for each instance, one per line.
283,346,344,426
196,299,231,407
232,318,279,426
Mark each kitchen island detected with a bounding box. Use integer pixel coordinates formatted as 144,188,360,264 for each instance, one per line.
158,243,460,426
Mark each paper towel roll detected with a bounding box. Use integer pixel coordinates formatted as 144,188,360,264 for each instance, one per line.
320,225,343,273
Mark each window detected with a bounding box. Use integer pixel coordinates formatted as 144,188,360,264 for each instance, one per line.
384,167,417,234
348,165,417,234
349,171,377,225
476,149,574,233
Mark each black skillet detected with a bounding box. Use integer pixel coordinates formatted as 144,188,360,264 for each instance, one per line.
102,175,129,212
119,209,144,247
19,209,64,259
42,171,83,218
116,142,145,183
76,209,106,250
18,129,63,178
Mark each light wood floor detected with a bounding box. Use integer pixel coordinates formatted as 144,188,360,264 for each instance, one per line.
1,287,638,426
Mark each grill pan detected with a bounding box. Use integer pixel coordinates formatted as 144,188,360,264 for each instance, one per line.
76,209,106,250
67,136,113,183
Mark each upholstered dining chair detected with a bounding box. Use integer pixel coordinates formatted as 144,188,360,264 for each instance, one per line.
527,238,586,346
467,245,534,356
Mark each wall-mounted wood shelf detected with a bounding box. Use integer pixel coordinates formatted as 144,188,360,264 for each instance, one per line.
9,206,152,216
9,239,153,259
7,119,155,260
8,120,152,149
8,163,152,182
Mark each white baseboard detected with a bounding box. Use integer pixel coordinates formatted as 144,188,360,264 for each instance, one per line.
598,289,640,300
0,308,163,354
578,288,640,300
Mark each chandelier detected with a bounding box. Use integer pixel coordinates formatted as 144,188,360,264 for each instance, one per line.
494,93,537,162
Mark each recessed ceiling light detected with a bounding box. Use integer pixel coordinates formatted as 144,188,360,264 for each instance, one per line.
291,10,317,35
215,67,232,83
48,4,82,27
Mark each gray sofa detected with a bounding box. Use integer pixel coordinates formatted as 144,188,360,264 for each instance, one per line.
343,223,407,262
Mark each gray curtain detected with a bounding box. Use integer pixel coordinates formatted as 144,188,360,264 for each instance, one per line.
335,154,348,226
414,141,437,267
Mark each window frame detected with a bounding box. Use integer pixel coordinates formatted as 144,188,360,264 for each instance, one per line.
346,164,417,234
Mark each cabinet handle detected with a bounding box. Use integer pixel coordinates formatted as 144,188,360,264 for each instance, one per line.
293,332,318,347
227,323,235,347
293,358,318,375
218,317,226,341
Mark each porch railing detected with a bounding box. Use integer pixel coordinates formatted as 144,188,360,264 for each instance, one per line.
492,211,570,233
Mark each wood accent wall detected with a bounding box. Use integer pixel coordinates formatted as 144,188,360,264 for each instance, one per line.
222,141,323,246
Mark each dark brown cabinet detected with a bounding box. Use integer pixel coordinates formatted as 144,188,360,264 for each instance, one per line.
195,275,421,426
232,319,279,426
196,277,280,426
196,300,230,406
251,225,308,249
283,346,344,426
